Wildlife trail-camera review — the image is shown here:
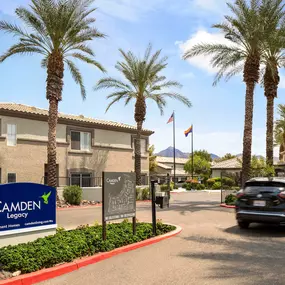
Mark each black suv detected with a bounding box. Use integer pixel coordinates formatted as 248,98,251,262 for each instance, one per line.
236,177,285,229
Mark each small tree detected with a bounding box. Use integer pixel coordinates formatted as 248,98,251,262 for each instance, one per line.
219,153,236,161
149,145,157,173
184,155,211,177
250,156,275,178
193,150,212,162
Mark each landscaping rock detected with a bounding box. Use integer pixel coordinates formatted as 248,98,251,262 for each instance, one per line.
0,270,13,280
12,270,21,277
57,199,99,208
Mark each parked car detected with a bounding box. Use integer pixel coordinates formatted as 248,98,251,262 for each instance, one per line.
235,177,285,229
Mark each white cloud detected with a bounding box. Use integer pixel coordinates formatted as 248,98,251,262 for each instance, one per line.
279,73,285,89
177,29,234,74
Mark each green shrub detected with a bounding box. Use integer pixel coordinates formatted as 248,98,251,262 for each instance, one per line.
141,187,150,200
160,184,169,191
222,177,235,187
231,186,241,191
173,185,178,190
222,185,230,190
63,185,82,205
212,182,221,190
196,184,205,190
136,187,141,200
0,222,175,274
206,178,216,188
225,194,237,205
182,183,187,189
186,183,192,191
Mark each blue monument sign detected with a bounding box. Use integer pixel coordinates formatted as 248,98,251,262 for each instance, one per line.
0,183,56,236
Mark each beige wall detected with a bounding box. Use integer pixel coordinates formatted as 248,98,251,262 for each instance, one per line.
0,140,67,183
95,129,132,149
0,116,151,183
0,116,66,143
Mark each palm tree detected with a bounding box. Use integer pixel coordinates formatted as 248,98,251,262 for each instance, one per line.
183,0,280,186
95,45,191,185
0,0,105,189
275,104,285,160
261,0,285,165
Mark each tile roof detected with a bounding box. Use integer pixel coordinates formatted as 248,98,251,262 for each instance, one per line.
211,157,242,169
157,162,172,170
156,156,188,164
0,103,153,134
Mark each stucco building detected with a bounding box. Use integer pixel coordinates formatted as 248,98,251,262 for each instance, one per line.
0,103,153,186
153,156,189,182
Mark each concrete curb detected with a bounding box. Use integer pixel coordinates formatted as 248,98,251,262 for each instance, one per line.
220,203,236,209
57,200,152,211
0,225,182,285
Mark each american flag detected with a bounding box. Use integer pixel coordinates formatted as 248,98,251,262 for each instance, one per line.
167,112,174,124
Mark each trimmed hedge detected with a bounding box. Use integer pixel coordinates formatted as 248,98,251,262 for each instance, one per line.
0,222,175,274
212,182,221,190
63,185,82,205
225,194,237,205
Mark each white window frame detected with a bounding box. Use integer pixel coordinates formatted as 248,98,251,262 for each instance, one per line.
7,124,17,146
80,132,91,151
71,131,91,151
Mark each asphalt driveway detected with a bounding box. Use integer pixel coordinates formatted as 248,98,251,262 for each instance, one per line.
41,192,285,285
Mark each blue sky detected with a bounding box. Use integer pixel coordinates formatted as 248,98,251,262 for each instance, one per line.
0,0,284,156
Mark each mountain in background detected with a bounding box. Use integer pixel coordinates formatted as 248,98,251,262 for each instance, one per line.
156,146,219,160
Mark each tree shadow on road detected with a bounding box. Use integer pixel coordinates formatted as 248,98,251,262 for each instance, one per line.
224,224,285,238
179,228,285,285
157,201,233,215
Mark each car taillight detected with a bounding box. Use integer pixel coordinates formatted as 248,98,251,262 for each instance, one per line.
236,191,244,198
278,191,285,199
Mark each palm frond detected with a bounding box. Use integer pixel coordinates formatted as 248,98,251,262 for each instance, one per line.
69,52,106,72
65,59,86,99
0,44,45,62
95,78,133,91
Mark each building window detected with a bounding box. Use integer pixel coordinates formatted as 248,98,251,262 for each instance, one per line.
70,173,92,187
7,173,16,183
7,124,16,146
71,131,91,151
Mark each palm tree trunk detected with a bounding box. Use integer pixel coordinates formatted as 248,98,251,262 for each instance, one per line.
135,121,142,185
46,51,64,190
47,98,59,188
241,81,255,186
134,95,146,186
264,64,279,166
266,95,274,165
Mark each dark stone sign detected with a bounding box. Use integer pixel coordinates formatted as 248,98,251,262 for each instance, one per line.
103,172,136,222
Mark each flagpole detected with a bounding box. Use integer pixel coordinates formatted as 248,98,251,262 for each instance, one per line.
191,124,194,180
173,111,176,188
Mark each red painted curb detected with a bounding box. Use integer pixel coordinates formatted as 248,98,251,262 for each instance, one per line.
0,225,182,285
220,203,236,209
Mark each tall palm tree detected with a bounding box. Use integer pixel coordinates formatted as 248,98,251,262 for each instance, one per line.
261,0,285,165
95,45,191,185
0,0,105,189
275,104,285,160
183,0,278,186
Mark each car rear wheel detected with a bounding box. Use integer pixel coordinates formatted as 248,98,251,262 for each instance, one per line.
238,221,250,229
